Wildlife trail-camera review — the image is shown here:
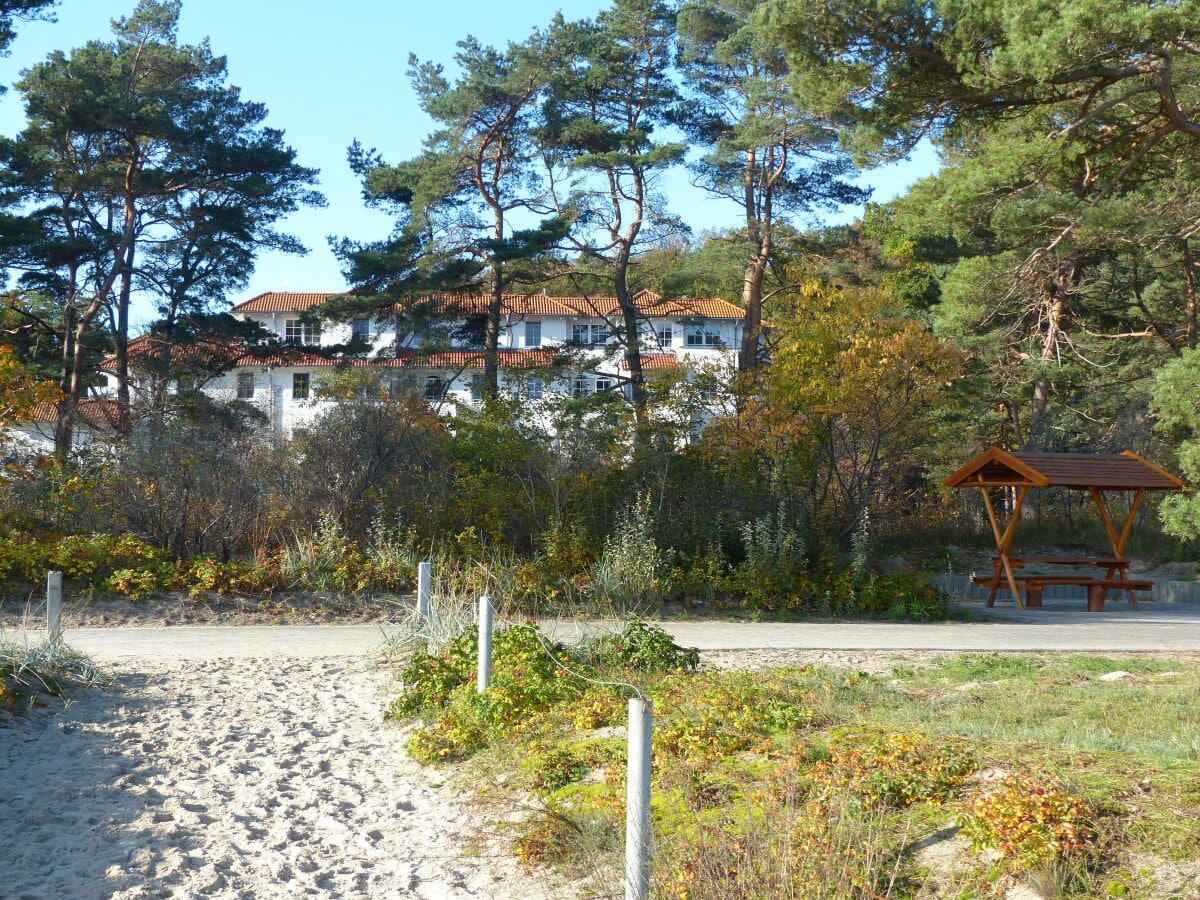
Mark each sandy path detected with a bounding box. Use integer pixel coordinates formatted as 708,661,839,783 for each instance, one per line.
1,656,559,900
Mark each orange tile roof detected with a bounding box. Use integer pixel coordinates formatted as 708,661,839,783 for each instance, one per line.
105,332,569,373
396,349,563,370
229,292,347,313
22,399,122,426
229,290,745,319
100,335,247,371
619,353,679,371
390,294,583,318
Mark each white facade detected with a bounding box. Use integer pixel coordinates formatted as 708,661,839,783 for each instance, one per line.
105,290,746,439
2,399,118,457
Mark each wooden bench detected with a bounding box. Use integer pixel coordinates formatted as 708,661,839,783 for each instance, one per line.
972,575,1153,610
1083,579,1154,611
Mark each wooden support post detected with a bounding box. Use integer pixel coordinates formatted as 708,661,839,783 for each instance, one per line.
1115,488,1145,557
980,485,1028,609
1088,487,1121,558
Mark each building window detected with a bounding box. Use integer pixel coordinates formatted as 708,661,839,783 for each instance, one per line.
351,317,371,343
291,427,309,441
389,373,417,397
470,374,485,402
292,372,310,400
423,376,444,401
571,323,609,345
657,325,673,347
527,376,544,400
284,319,322,345
525,321,541,347
595,376,614,393
572,375,591,398
685,325,722,346
236,373,255,400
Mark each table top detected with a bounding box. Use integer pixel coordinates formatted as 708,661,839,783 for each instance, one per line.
995,556,1128,567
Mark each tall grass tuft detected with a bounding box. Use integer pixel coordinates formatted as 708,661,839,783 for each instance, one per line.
373,566,478,666
592,494,661,611
0,630,108,711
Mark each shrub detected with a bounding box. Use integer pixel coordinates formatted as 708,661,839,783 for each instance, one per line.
0,532,170,597
592,494,662,608
583,621,699,673
387,623,589,762
961,770,1093,868
798,728,976,808
853,568,952,620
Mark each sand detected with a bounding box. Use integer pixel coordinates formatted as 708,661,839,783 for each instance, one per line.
0,656,563,900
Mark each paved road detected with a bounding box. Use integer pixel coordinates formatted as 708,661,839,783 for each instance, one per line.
7,598,1200,660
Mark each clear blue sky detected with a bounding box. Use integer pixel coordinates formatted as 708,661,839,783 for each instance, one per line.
0,0,938,328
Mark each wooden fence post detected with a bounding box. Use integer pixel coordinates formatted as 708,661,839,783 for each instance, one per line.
417,561,432,618
46,571,63,644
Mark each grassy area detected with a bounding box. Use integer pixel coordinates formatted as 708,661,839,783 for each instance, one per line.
0,633,107,714
385,624,1200,900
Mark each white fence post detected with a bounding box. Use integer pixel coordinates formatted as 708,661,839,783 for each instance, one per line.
46,571,63,644
626,696,653,900
477,594,493,694
417,561,432,618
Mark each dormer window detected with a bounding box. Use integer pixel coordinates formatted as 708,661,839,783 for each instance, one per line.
284,319,322,345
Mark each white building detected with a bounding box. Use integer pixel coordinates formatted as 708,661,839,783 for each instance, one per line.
107,289,746,439
2,399,120,457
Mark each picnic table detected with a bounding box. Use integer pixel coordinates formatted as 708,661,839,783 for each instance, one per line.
946,449,1181,612
971,556,1154,611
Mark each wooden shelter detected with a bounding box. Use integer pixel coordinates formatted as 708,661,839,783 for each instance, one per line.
945,449,1183,610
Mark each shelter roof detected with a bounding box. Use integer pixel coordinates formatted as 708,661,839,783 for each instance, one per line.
945,448,1182,490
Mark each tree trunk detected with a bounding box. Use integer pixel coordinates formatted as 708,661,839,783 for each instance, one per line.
1183,237,1198,351
54,239,133,460
739,253,767,371
614,257,647,427
1028,294,1064,449
114,239,135,431
739,147,770,371
484,212,503,396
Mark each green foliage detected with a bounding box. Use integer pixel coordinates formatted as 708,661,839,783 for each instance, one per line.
1152,348,1200,540
0,532,170,595
1,635,107,715
388,623,588,763
583,621,699,673
386,635,1200,898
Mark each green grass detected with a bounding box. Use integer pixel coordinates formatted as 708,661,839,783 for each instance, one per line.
389,637,1200,899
